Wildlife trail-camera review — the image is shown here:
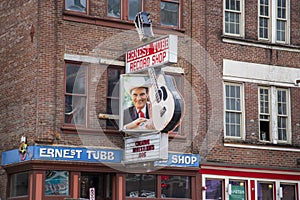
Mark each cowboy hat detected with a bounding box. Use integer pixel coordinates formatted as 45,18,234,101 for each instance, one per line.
124,75,151,95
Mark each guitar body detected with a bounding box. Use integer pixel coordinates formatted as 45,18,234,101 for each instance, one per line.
148,73,184,132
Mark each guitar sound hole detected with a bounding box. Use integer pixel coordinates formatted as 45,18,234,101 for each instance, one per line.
160,86,168,101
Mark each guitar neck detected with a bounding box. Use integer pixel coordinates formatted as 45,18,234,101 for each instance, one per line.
148,67,161,103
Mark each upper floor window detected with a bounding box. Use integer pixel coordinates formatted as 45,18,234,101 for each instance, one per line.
258,0,290,43
64,63,87,127
106,66,124,129
224,0,244,36
65,0,87,13
160,0,179,27
107,0,143,21
224,82,244,138
259,86,290,143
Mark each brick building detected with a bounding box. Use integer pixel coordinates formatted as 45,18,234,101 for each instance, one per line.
0,0,300,200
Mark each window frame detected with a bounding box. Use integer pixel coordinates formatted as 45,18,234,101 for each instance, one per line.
224,82,245,139
160,0,181,28
125,173,192,199
64,0,89,14
257,0,290,44
64,62,88,128
258,86,291,144
105,66,124,130
9,172,29,197
107,0,144,22
258,0,271,40
223,0,245,37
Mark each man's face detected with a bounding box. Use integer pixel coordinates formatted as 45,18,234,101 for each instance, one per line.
130,87,148,110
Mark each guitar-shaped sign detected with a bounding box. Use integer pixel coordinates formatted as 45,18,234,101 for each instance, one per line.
148,67,184,132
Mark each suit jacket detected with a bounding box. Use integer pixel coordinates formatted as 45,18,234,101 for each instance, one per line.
123,104,150,126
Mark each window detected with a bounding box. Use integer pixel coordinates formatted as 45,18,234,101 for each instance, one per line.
258,87,290,143
224,0,244,36
258,0,290,43
205,179,223,200
126,174,192,198
280,183,297,200
106,66,124,129
107,0,143,21
161,175,191,198
65,0,87,13
224,83,243,138
65,63,87,126
257,182,274,200
229,180,246,199
258,0,270,39
126,174,157,197
45,171,69,196
160,0,179,27
80,173,113,199
10,172,29,197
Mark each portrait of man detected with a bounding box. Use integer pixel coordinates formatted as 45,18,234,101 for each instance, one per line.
122,76,154,130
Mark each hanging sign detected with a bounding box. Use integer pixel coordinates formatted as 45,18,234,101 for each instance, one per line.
123,132,168,164
125,35,178,73
89,188,95,200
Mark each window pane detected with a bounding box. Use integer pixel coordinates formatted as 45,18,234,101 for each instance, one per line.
161,175,191,198
281,184,296,200
226,112,241,137
80,173,112,199
160,1,179,27
128,0,141,20
229,180,246,200
276,20,286,42
108,68,121,97
10,172,29,197
45,171,69,196
108,0,120,18
65,0,86,12
65,95,86,125
66,63,86,95
278,116,287,141
225,12,240,34
126,174,156,197
205,179,223,200
277,90,287,115
257,182,274,200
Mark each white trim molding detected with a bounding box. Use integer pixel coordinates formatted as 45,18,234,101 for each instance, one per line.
64,53,125,66
223,59,300,87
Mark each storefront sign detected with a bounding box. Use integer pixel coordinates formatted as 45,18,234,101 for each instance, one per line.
2,145,200,168
125,35,178,73
230,186,245,200
155,153,200,168
1,146,123,165
89,188,95,200
123,133,168,164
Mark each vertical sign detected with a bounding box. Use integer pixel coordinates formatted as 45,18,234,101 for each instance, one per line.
89,187,95,200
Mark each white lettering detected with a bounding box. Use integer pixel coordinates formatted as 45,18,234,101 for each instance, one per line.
191,156,197,164
108,152,114,160
39,148,83,159
87,150,93,159
171,155,198,165
40,148,50,157
171,155,178,163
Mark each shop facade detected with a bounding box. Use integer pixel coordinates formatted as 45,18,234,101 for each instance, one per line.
201,164,300,200
2,145,200,200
